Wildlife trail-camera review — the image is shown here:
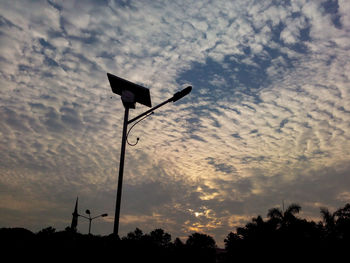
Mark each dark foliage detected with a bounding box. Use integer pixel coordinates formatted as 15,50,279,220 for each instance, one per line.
224,203,350,262
1,203,349,262
185,233,217,263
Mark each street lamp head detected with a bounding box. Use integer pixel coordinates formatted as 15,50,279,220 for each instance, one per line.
171,86,192,103
107,73,152,109
101,213,108,217
85,209,91,215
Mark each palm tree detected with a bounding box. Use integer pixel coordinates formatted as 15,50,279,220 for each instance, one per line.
320,207,336,241
236,215,266,240
334,203,350,240
267,203,301,228
320,207,335,227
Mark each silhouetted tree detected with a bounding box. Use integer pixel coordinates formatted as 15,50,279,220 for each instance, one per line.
2,202,350,262
320,207,336,241
267,203,321,255
0,228,37,261
123,227,144,241
186,232,216,250
267,203,301,229
334,203,350,240
236,215,272,241
185,233,216,263
37,226,56,237
170,237,186,262
316,203,350,260
120,228,174,262
173,237,185,248
319,203,350,243
225,215,278,261
149,228,171,247
225,203,324,261
224,231,242,260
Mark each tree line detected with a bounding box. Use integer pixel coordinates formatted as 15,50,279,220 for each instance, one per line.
224,202,350,261
1,203,349,262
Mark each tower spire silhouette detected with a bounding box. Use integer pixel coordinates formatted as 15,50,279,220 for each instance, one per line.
71,197,79,232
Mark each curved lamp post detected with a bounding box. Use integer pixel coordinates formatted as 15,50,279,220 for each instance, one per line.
107,73,192,236
79,209,108,235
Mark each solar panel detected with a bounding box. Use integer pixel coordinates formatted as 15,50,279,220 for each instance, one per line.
107,73,152,108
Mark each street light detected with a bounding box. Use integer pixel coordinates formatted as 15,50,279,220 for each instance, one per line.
107,73,192,236
79,209,108,235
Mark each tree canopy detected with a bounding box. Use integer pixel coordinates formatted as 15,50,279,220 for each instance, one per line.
1,203,349,262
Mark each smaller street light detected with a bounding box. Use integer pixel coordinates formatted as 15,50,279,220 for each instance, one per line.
79,209,108,235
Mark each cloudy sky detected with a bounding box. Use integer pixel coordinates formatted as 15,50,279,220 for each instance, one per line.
1,0,350,245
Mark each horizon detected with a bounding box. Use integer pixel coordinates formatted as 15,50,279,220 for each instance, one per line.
1,0,350,248
0,203,350,249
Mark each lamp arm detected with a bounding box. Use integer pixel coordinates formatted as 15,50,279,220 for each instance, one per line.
127,98,171,124
127,86,191,124
78,214,90,220
91,214,107,220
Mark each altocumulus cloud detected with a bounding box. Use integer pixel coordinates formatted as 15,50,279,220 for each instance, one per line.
1,0,350,245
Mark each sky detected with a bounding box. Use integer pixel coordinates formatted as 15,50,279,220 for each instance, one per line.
1,0,350,246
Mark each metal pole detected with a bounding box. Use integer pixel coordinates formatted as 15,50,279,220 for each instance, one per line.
88,217,92,235
113,106,129,235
